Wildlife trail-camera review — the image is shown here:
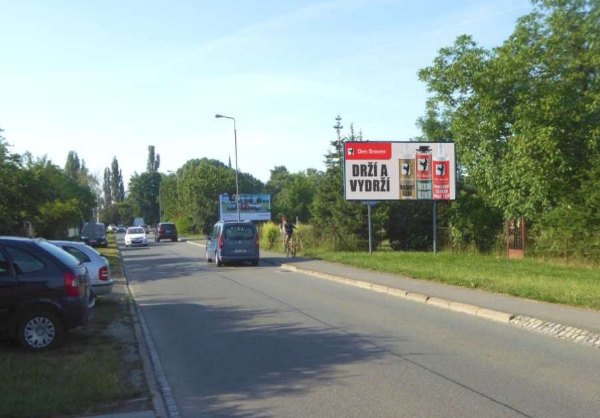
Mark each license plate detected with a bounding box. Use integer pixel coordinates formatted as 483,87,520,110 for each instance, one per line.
234,249,247,254
89,240,96,243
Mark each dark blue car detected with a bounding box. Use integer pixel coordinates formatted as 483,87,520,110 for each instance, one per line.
0,237,94,350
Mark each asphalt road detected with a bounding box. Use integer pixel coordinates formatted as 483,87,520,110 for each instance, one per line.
120,237,600,418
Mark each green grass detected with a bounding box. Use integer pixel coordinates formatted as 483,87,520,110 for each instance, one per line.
0,235,145,418
304,250,600,310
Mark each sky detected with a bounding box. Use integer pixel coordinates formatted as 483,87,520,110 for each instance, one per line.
0,0,533,186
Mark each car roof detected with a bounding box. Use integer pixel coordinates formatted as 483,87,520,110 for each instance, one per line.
0,236,40,243
50,240,101,254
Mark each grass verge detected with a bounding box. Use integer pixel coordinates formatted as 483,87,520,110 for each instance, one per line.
0,235,148,418
303,250,600,311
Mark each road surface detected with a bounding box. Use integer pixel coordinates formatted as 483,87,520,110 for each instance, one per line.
121,238,600,418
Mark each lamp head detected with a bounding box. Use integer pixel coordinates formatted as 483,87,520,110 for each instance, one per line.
215,114,223,118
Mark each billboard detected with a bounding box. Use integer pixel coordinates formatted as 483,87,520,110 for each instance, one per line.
344,141,456,201
219,194,271,221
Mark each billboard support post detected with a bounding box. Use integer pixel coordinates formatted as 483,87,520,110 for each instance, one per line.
433,200,437,255
368,204,373,255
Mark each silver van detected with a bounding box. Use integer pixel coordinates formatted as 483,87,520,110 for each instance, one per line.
206,221,259,266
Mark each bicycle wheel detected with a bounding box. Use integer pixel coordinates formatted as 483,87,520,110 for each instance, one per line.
292,243,297,258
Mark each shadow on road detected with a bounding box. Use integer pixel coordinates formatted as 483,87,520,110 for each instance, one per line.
140,300,392,418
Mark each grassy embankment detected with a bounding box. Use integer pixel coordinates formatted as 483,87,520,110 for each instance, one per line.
303,250,600,310
0,235,146,418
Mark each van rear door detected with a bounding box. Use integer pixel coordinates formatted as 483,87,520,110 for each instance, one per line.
223,225,257,257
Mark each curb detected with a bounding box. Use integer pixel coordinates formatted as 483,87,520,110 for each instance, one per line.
118,242,181,418
187,241,600,349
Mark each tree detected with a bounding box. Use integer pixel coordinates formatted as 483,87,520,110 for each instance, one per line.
418,0,600,253
147,145,160,172
103,167,112,206
128,171,161,225
311,116,369,250
110,157,125,202
64,151,81,181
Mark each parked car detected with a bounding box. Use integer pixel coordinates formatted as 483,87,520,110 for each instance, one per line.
51,241,114,296
125,227,148,247
117,225,126,233
107,224,117,233
0,237,94,350
81,222,107,248
140,224,150,234
155,223,178,242
206,221,259,266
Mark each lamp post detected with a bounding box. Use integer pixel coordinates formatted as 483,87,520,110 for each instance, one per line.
215,114,240,221
167,170,180,202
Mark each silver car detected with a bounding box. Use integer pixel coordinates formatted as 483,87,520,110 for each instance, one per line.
51,241,115,296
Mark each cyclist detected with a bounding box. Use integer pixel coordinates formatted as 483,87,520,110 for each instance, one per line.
283,217,296,253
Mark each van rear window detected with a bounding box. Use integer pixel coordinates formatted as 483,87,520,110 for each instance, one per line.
224,225,255,240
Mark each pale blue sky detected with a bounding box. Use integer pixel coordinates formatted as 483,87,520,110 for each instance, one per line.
0,0,532,185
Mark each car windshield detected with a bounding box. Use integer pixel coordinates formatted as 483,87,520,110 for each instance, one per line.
128,228,145,234
82,223,105,236
224,225,255,240
161,224,175,230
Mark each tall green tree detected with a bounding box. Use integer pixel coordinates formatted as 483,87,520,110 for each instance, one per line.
128,171,162,225
147,145,160,172
311,116,369,250
110,157,125,202
103,167,112,206
418,0,600,254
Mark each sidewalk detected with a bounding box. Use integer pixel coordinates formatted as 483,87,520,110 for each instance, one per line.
259,250,600,335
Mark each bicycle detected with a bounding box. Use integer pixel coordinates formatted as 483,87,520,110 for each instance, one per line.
285,236,297,258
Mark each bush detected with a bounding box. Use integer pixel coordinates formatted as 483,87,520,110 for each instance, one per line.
262,222,281,249
175,216,194,235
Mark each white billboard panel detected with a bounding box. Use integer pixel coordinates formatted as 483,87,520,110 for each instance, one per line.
219,194,271,221
344,141,456,201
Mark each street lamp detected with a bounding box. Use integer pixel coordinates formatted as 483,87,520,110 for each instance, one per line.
167,170,180,202
215,114,241,221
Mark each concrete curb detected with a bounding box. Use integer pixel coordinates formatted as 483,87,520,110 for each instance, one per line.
187,241,600,349
118,243,181,418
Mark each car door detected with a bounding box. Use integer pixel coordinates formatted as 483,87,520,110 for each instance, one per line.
0,247,17,337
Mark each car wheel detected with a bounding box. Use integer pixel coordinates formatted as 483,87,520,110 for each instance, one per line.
216,251,223,267
206,250,212,263
157,238,160,242
251,259,259,266
18,310,64,351
172,238,176,242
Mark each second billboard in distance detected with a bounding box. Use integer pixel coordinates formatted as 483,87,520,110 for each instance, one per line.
344,141,456,201
219,194,271,221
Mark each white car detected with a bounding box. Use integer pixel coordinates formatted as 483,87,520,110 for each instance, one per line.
51,241,115,296
125,227,148,247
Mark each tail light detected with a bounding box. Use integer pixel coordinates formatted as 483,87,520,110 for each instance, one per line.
218,235,224,250
159,228,164,233
64,271,81,297
255,234,259,249
99,266,109,281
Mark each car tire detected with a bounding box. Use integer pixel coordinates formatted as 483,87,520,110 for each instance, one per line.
157,238,160,243
206,250,212,263
172,238,176,242
251,259,259,266
18,310,64,351
216,251,223,267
